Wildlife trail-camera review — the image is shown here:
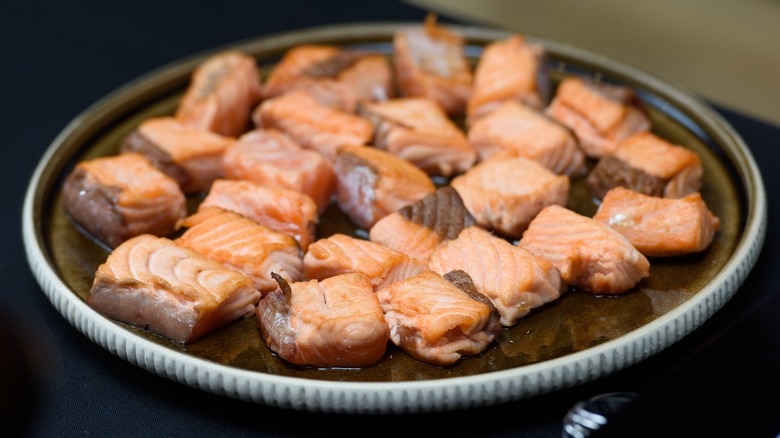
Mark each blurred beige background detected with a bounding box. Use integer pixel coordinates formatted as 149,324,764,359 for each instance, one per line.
406,0,780,126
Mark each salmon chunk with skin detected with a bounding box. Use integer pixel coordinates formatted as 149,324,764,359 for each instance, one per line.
303,233,428,290
467,34,549,124
393,14,473,116
254,89,374,161
256,273,390,368
359,97,477,177
120,117,235,194
175,207,304,295
451,155,569,239
334,145,436,230
263,45,393,112
176,51,262,137
199,179,318,251
519,205,650,295
376,270,502,366
369,186,476,265
61,152,187,249
468,100,585,176
593,187,720,257
222,128,336,213
587,131,703,200
88,234,259,343
429,226,566,326
546,76,650,158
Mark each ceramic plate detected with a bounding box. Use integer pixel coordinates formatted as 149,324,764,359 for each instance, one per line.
23,23,766,413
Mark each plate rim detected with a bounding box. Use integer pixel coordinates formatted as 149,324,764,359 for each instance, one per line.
22,21,768,414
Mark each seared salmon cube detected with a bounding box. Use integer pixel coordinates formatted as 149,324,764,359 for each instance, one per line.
176,51,262,137
263,44,393,112
392,14,473,116
451,155,570,239
256,273,389,368
199,179,318,251
61,153,187,249
468,100,585,176
120,116,235,195
467,34,549,123
88,234,259,343
333,145,436,230
222,128,336,213
519,205,650,295
593,187,720,257
254,89,373,161
587,131,703,200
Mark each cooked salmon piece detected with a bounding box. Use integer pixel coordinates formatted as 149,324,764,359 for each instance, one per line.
254,89,373,161
303,233,427,290
175,51,262,137
450,155,569,239
222,128,336,213
334,144,436,229
88,234,259,343
368,186,476,265
256,273,389,368
333,52,394,104
546,76,650,158
175,207,304,295
199,179,318,251
587,131,703,200
120,116,235,194
429,226,565,326
262,45,393,112
467,100,585,176
518,205,650,294
375,270,502,366
393,14,473,116
263,45,346,102
359,97,476,177
61,153,187,249
593,187,720,257
467,34,549,123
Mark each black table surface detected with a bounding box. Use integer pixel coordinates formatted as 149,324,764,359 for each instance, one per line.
3,1,779,437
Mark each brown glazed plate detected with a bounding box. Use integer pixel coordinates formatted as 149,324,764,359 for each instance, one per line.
23,23,767,413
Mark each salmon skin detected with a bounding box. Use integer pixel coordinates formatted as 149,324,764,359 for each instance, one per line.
303,233,427,290
222,128,336,213
467,34,549,124
375,270,502,366
393,14,473,116
262,44,393,112
368,186,476,265
587,131,703,200
593,187,720,257
429,226,566,326
546,76,650,158
467,100,585,176
61,152,187,249
199,178,318,251
175,207,304,295
359,97,476,177
451,155,569,239
256,272,389,368
518,205,650,295
88,234,259,344
254,89,374,162
334,144,436,230
120,116,235,194
175,51,262,137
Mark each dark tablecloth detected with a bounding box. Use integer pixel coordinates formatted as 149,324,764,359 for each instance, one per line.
3,1,779,436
